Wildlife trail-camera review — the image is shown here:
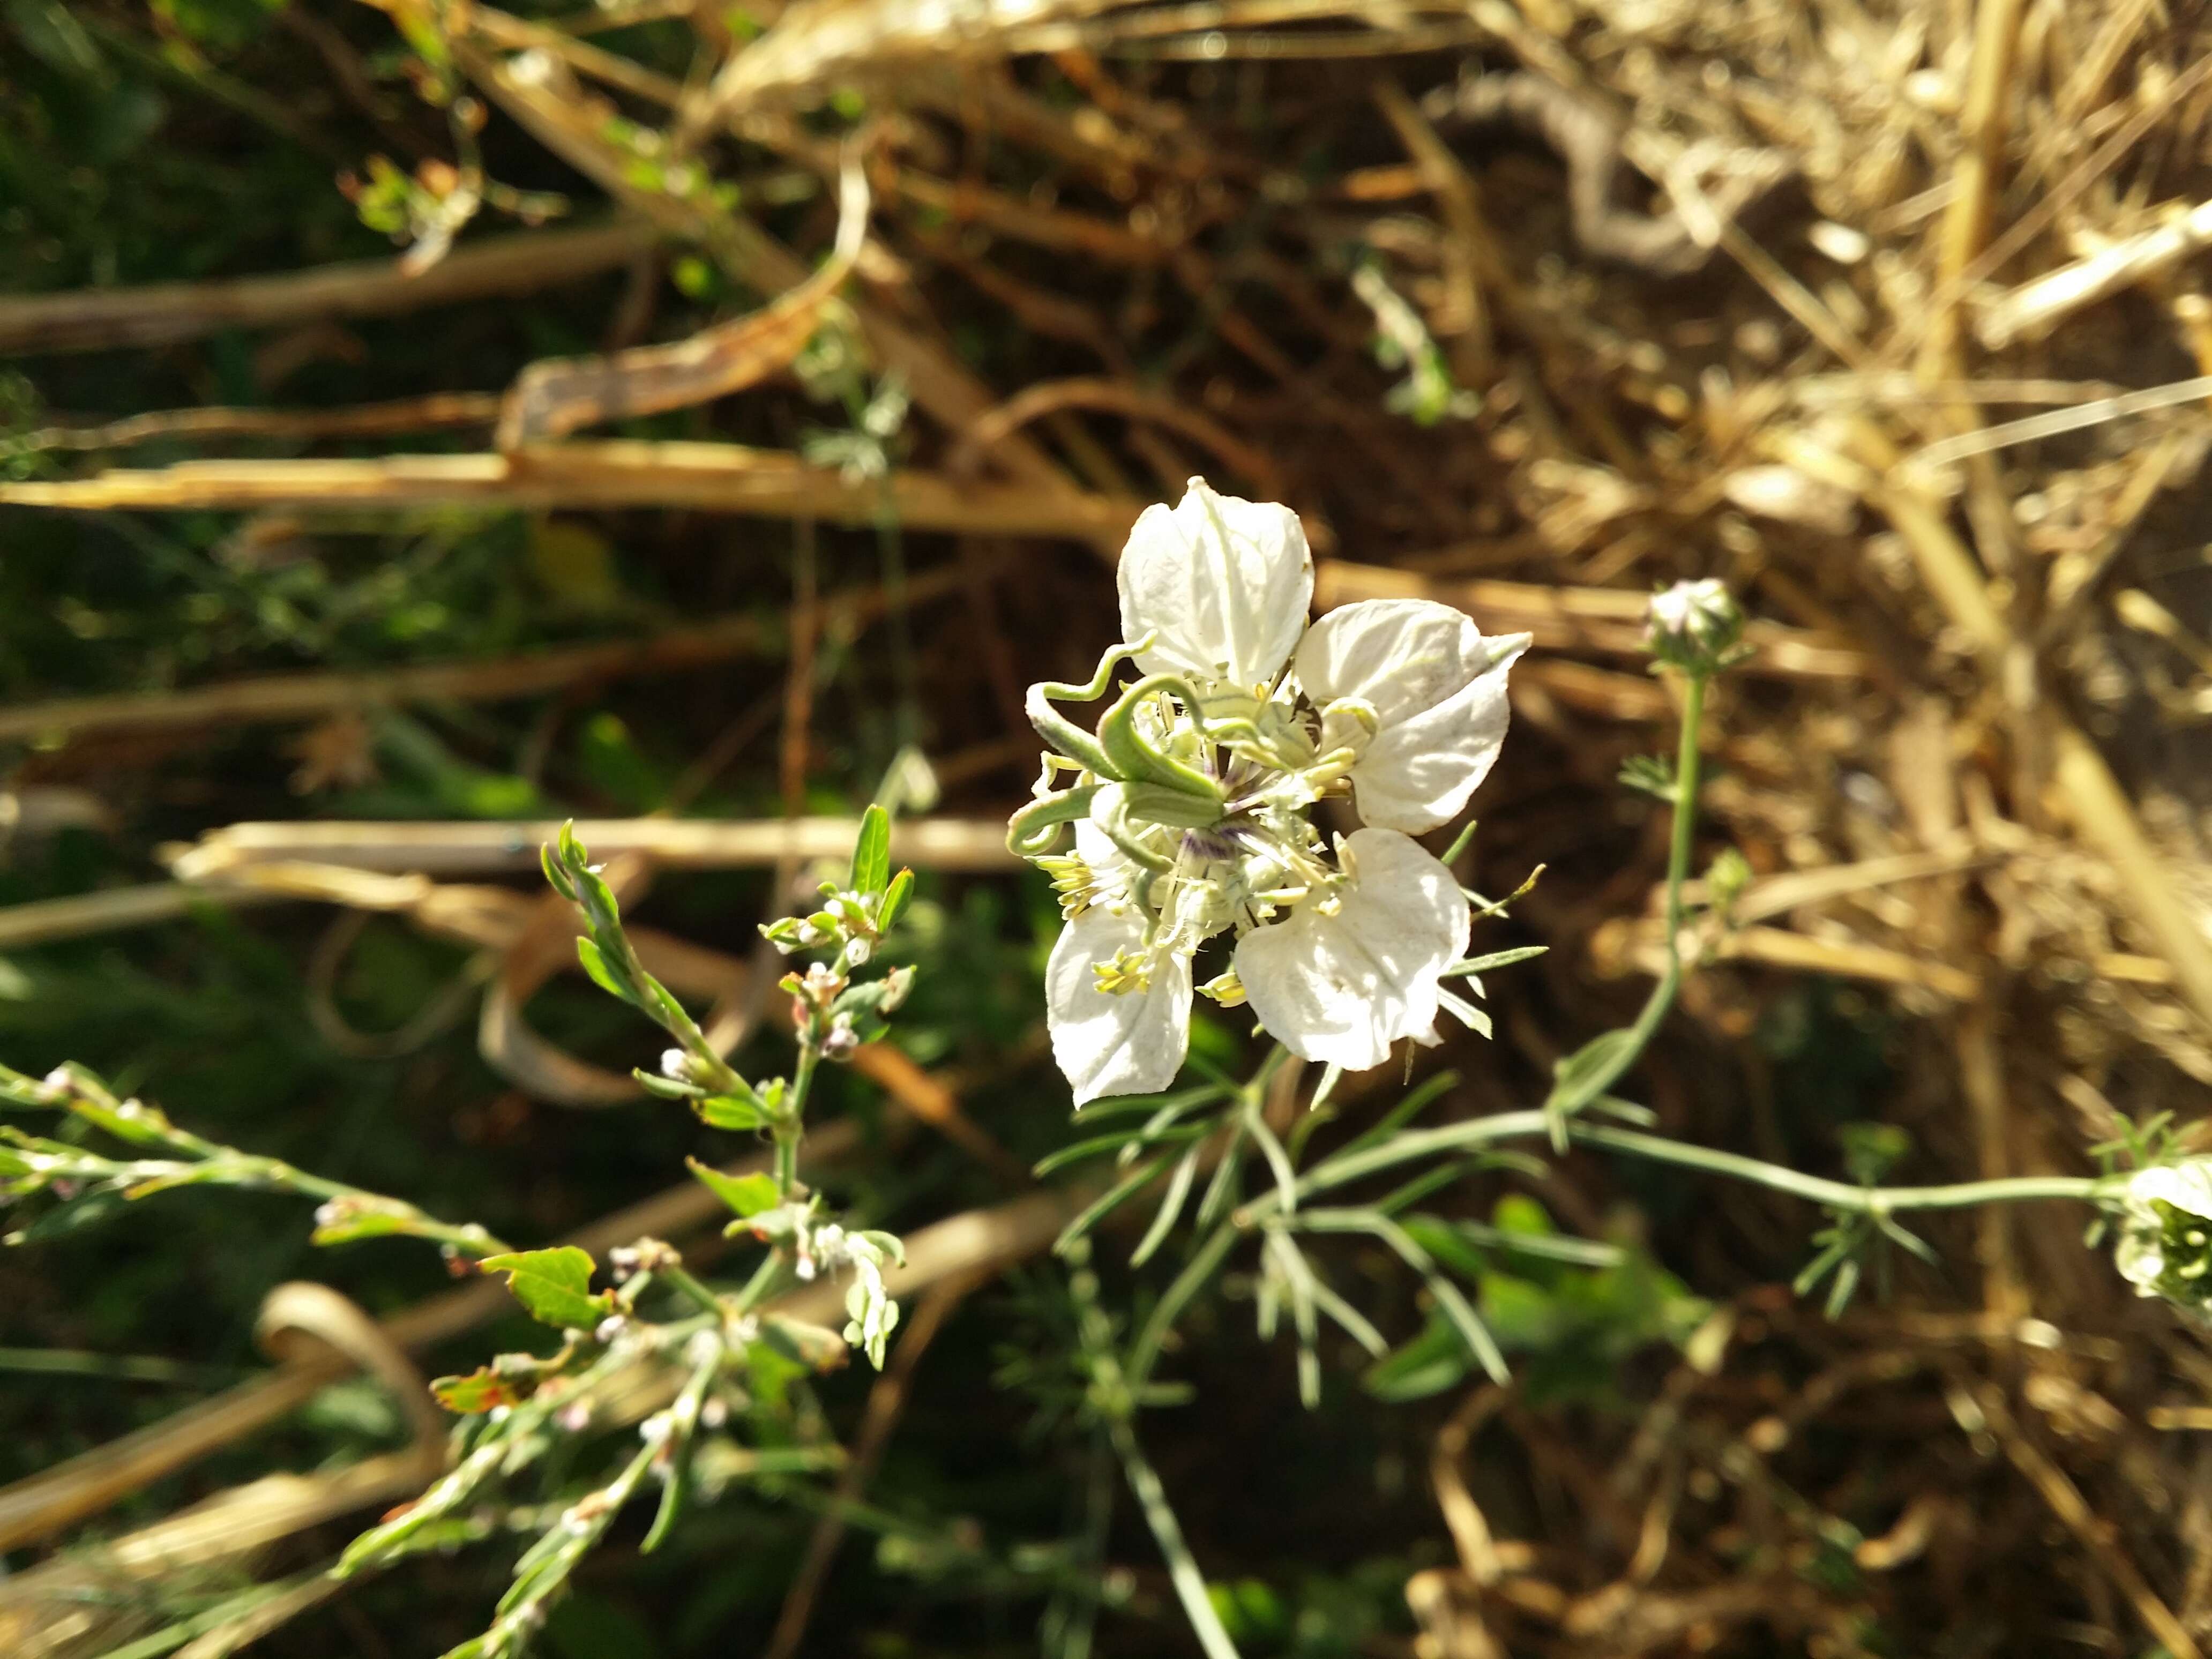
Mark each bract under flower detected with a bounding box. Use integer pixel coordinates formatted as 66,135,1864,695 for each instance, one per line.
1119,477,1312,693
1296,598,1527,833
1235,828,1469,1070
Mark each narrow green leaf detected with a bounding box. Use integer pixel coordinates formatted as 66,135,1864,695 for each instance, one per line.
1053,1154,1170,1254
878,867,914,932
1443,944,1548,978
694,1092,768,1132
8,1186,132,1243
574,937,632,1004
477,1246,611,1331
1130,1144,1202,1268
1439,816,1480,866
1363,1313,1473,1402
850,803,892,898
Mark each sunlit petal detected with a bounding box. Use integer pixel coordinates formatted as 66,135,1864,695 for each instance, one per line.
1296,599,1526,833
1046,905,1194,1105
1235,828,1469,1071
1119,477,1312,692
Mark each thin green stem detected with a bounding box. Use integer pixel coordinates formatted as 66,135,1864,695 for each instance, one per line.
1567,1123,2109,1213
657,1263,727,1320
1274,1108,2108,1221
777,1044,819,1199
1664,672,1707,942
1546,669,1707,1145
1068,1255,1241,1659
731,1250,789,1316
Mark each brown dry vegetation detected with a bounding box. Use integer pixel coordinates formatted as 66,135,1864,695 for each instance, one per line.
9,1,2212,1655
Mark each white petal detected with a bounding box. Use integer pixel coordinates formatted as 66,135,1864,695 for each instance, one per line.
1235,828,1470,1071
1297,599,1485,727
2131,1161,2212,1219
1348,649,1522,832
1297,601,1526,833
2116,1228,2167,1291
1118,478,1312,691
1046,906,1193,1105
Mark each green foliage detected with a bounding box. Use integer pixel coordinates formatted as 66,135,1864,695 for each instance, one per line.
477,1246,615,1332
685,1159,779,1221
1366,1197,1708,1404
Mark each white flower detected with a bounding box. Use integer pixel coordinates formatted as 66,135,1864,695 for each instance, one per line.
1025,478,1523,1104
2116,1160,2212,1308
1295,598,1526,833
1119,477,1312,693
1235,829,1469,1070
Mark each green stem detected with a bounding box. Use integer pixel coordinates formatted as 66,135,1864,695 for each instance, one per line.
776,1045,819,1200
1546,669,1707,1146
1567,1123,2108,1213
1274,1108,2108,1219
657,1263,727,1320
1068,1255,1242,1659
731,1250,789,1316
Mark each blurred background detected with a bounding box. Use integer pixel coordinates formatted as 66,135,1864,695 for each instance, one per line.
5,0,2212,1653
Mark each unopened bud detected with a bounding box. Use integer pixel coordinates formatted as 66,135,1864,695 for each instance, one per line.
1645,578,1745,673
820,1013,860,1061
880,966,916,1012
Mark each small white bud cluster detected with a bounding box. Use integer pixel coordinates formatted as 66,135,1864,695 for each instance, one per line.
1645,578,1747,674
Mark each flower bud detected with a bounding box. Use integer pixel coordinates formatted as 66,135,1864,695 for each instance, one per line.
1645,578,1745,674
879,965,916,1013
820,1013,860,1061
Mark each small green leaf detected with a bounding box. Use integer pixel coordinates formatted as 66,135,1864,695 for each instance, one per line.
70,1095,185,1149
1362,1313,1473,1402
686,1157,779,1217
878,867,914,932
539,840,574,900
574,937,632,1004
1493,1193,1556,1237
636,1070,704,1101
477,1246,612,1331
431,1368,524,1414
310,1195,432,1246
694,1091,768,1131
849,803,891,898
